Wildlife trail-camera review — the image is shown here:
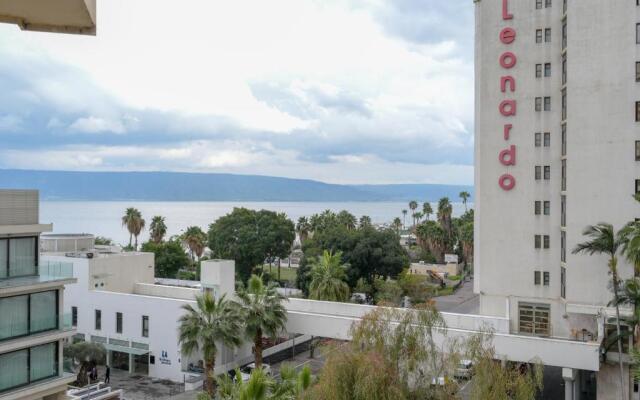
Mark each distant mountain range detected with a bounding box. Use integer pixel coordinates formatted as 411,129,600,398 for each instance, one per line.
0,169,473,202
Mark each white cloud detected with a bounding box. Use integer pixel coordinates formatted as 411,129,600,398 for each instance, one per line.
69,116,126,134
0,115,22,132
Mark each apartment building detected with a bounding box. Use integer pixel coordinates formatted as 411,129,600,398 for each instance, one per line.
0,190,76,400
475,0,640,398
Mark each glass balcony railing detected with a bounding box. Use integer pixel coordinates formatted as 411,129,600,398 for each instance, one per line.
0,262,74,289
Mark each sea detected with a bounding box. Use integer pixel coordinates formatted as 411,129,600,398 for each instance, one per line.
40,201,471,246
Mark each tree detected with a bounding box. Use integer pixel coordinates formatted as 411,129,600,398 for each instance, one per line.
337,210,357,230
178,293,243,396
296,216,311,244
414,212,423,224
64,342,106,386
236,275,288,368
416,221,448,263
142,239,190,278
122,207,145,250
182,226,207,263
423,202,433,221
392,218,402,235
94,236,113,246
208,208,295,282
401,209,408,229
309,250,350,302
359,215,372,229
459,191,471,212
408,201,418,227
373,276,403,306
436,197,453,240
149,216,168,244
459,221,474,266
217,364,312,400
573,223,626,398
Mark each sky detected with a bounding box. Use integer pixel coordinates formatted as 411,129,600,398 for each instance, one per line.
0,0,474,185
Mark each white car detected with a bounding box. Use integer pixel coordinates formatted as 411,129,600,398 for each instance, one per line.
454,359,474,379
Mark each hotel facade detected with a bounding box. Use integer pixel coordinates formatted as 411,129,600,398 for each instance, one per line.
475,0,640,398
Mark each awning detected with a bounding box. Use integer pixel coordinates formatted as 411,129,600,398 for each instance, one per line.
104,343,149,356
0,0,96,35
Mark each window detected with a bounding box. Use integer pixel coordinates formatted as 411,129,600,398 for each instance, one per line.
543,272,550,286
636,141,640,161
562,160,567,191
142,316,149,338
95,310,101,331
561,124,567,156
636,179,640,194
0,291,58,341
0,237,37,279
72,307,77,327
544,235,550,249
562,89,567,120
544,63,551,77
535,97,542,111
544,97,551,111
535,132,542,147
544,132,551,147
0,343,58,392
116,312,123,334
536,0,542,9
561,195,567,227
544,201,550,215
563,0,567,13
535,235,542,249
534,271,541,285
535,166,542,180
519,303,550,336
637,23,640,44
545,0,551,7
636,62,640,82
562,55,567,85
562,21,567,49
544,166,551,180
536,29,543,43
636,101,640,122
535,64,542,78
561,267,566,298
561,231,567,262
545,28,551,43
535,201,542,215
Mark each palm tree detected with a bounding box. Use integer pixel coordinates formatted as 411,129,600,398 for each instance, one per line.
359,215,372,228
416,221,448,263
178,293,243,396
122,208,145,250
296,216,311,244
182,226,207,263
236,275,288,368
437,197,453,239
459,191,471,212
149,216,167,244
401,209,408,229
414,212,423,224
337,211,357,230
409,201,418,227
309,250,350,302
423,202,433,221
573,223,626,398
392,217,402,234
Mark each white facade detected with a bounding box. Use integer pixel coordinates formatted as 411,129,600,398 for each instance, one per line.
475,1,640,398
41,250,253,383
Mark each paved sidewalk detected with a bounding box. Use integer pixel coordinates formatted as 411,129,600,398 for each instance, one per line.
432,277,479,314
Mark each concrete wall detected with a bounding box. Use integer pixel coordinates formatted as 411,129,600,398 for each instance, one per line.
0,189,39,225
134,283,199,301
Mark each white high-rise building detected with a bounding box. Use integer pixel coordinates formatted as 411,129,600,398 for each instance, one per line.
475,0,640,398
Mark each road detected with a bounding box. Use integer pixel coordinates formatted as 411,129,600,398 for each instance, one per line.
433,277,479,314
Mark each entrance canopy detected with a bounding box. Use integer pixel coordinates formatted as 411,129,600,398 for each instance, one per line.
104,343,149,356
0,0,96,35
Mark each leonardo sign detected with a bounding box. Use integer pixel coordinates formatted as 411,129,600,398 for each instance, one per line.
498,0,517,191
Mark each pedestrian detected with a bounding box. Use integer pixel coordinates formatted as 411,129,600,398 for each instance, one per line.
105,365,110,384
91,365,97,382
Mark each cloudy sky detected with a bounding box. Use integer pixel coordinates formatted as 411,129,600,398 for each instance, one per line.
0,0,474,185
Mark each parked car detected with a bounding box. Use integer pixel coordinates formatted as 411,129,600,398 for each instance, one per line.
228,369,251,382
242,362,272,376
454,359,474,379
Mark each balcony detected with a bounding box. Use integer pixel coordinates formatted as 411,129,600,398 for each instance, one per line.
0,261,75,292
